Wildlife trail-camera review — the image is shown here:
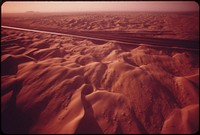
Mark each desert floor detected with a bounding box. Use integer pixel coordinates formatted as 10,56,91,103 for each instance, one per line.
1,12,199,134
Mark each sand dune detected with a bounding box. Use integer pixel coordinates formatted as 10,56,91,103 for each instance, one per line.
2,12,199,40
1,27,199,134
161,104,199,134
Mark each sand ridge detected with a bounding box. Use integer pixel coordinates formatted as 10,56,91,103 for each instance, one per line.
1,27,199,134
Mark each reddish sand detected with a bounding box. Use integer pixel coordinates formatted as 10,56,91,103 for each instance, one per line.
1,12,199,134
2,12,199,40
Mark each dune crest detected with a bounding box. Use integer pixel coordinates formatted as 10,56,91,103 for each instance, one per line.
1,26,199,134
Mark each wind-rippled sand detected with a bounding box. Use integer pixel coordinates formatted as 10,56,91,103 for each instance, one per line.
1,28,199,134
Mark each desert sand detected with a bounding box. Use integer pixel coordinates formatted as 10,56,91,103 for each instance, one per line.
2,12,199,40
1,12,199,134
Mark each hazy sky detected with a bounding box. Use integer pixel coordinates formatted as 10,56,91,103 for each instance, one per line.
2,1,199,13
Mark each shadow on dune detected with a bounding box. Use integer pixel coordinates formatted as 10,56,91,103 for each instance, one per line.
1,80,51,134
75,91,103,134
90,39,107,45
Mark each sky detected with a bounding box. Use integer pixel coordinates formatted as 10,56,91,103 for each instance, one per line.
2,1,199,13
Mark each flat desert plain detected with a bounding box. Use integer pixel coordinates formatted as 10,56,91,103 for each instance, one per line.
1,12,199,134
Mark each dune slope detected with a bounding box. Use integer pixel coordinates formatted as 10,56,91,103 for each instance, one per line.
1,28,199,134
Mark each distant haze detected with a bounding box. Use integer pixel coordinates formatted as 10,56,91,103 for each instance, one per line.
2,1,199,13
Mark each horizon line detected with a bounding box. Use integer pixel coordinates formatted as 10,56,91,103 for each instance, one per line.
2,10,199,14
